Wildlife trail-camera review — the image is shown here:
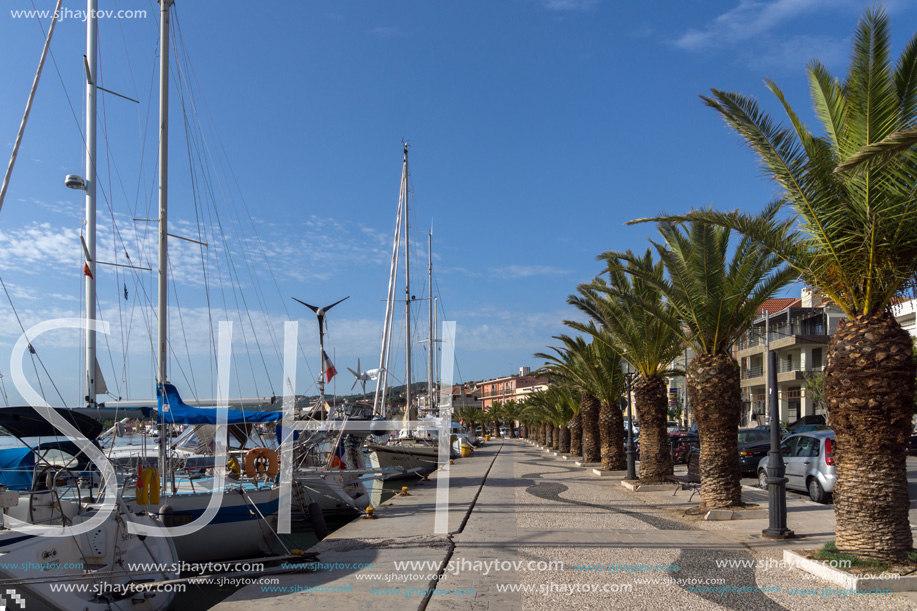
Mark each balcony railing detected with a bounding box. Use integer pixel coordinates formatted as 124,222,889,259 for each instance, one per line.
776,362,824,374
738,313,828,350
741,366,764,380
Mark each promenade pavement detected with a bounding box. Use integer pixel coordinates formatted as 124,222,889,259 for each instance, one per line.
214,439,917,610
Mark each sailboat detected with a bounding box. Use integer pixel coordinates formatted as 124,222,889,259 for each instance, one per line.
27,0,283,562
365,145,457,478
0,3,179,609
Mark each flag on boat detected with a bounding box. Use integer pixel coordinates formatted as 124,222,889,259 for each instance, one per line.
322,350,337,382
83,262,93,279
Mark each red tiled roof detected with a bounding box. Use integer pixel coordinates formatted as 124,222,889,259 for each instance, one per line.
757,298,801,315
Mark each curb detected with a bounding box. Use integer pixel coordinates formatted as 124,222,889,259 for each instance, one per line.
620,481,672,492
704,508,768,521
783,550,917,592
592,469,627,477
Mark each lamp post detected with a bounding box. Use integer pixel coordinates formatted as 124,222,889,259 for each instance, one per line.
763,348,794,539
622,360,638,481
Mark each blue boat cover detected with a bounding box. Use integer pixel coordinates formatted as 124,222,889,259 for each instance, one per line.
157,383,282,425
0,447,34,490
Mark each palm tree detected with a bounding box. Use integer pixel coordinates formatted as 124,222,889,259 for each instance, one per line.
536,335,625,469
456,406,485,437
568,249,685,483
499,400,521,438
613,221,794,507
488,400,503,437
535,342,599,461
522,388,577,453
638,8,917,559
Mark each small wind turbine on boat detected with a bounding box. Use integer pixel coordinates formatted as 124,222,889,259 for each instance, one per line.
293,296,349,418
348,358,381,395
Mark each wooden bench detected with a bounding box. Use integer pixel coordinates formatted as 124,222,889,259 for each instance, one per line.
667,451,701,502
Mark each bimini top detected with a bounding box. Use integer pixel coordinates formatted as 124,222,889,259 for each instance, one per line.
158,383,282,425
0,406,104,440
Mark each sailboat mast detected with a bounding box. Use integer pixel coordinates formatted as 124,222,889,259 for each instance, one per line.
427,229,434,414
157,0,173,387
84,0,98,407
403,145,413,422
157,0,173,498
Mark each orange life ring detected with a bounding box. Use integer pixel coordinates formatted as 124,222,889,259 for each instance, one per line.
243,447,279,478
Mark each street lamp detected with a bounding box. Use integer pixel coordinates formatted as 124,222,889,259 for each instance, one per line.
622,359,638,480
763,349,794,539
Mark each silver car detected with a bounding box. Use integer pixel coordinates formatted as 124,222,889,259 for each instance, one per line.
757,430,836,503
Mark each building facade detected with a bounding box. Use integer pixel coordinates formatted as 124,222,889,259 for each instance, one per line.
737,289,846,426
477,368,549,411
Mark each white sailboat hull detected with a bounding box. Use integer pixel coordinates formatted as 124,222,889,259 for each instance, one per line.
366,443,442,479
124,483,279,562
0,511,177,611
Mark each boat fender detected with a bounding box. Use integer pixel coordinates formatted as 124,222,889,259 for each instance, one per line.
137,468,160,505
158,504,174,528
227,456,242,474
243,447,279,478
308,502,328,541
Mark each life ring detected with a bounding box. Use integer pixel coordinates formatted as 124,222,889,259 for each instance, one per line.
244,447,279,478
136,467,160,506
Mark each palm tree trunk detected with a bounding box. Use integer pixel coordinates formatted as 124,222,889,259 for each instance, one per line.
580,394,601,463
827,311,914,560
635,376,674,483
552,423,560,450
688,352,742,509
600,401,626,471
569,411,582,457
559,425,571,453
540,422,547,445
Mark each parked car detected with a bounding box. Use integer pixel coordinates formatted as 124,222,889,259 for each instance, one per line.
754,424,789,436
757,431,835,503
666,421,679,434
679,428,773,474
786,414,826,433
737,428,774,475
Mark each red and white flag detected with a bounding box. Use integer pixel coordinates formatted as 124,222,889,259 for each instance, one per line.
322,350,337,382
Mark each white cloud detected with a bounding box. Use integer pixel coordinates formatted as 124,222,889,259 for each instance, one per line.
0,222,81,272
744,34,850,72
542,0,599,11
370,27,400,38
490,265,570,279
453,306,577,353
673,0,850,51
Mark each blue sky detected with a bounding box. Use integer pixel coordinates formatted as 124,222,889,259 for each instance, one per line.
0,0,915,406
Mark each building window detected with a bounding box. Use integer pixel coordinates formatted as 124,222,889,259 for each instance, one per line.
811,348,823,369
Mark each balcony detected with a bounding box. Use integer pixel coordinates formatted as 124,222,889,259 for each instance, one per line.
775,361,824,374
741,366,764,380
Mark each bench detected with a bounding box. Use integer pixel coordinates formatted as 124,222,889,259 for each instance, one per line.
667,450,701,502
